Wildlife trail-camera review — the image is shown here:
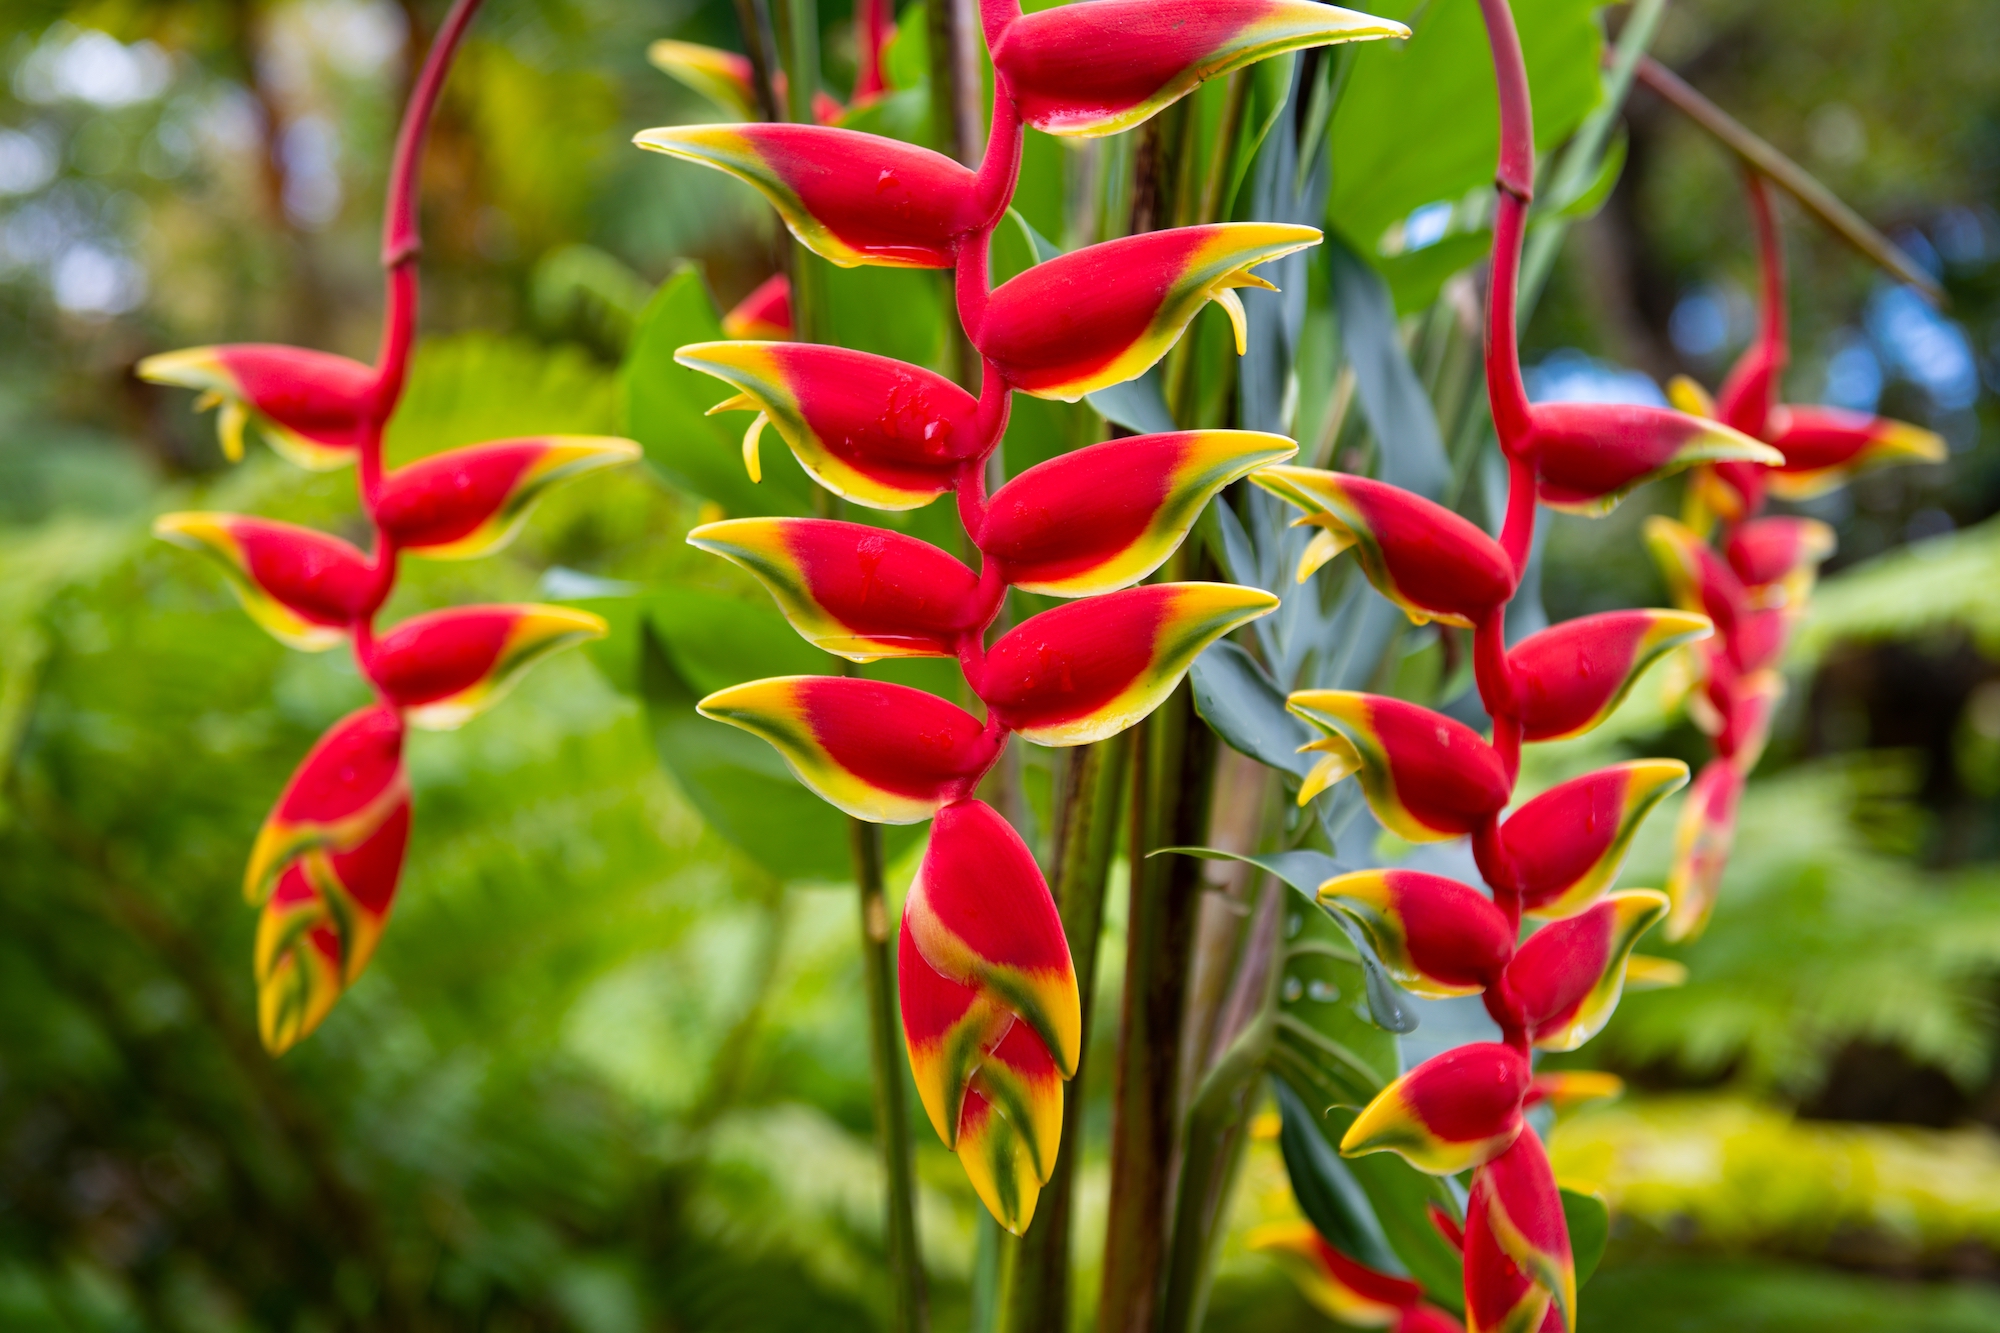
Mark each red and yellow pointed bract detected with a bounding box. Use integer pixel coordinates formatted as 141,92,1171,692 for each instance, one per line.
974,224,1320,400
1765,406,1946,499
1288,692,1511,842
138,343,380,469
992,0,1409,138
634,124,981,268
677,340,981,509
1342,1042,1530,1175
244,703,408,906
1465,1130,1573,1333
1509,610,1712,742
1665,758,1744,941
982,431,1295,595
1255,466,1516,625
1484,760,1687,919
1318,869,1513,999
1724,516,1834,595
375,437,640,559
1508,891,1667,1051
689,518,980,659
722,272,794,340
1519,403,1779,516
1247,1222,1429,1327
696,676,1000,822
371,604,607,729
154,512,375,651
646,39,761,120
981,583,1277,745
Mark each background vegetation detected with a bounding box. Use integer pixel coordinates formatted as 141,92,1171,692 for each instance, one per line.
3,1,1999,1329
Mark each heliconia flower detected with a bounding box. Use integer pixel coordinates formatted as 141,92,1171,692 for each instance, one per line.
1764,406,1946,499
1526,1070,1625,1114
138,344,381,469
980,431,1296,596
374,437,640,560
1643,516,1746,638
1252,466,1516,624
257,801,410,1055
1517,404,1779,516
689,518,980,659
1665,758,1743,941
1341,1042,1530,1175
634,124,980,268
900,799,1078,1232
1506,890,1668,1051
990,0,1409,138
973,223,1321,401
1508,610,1713,742
696,676,1000,822
1717,669,1784,769
1287,692,1511,842
1466,1130,1574,1333
1724,515,1835,599
154,512,375,651
369,604,607,729
1484,761,1687,919
676,341,980,509
1316,869,1514,998
722,272,793,340
1247,1223,1433,1328
1623,955,1689,990
980,583,1278,745
644,40,843,123
1724,606,1792,674
244,703,408,905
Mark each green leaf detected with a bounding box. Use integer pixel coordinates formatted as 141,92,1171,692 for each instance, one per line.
1157,846,1344,899
1378,228,1493,315
385,333,618,463
1328,232,1449,499
1274,1077,1402,1273
1190,640,1317,778
1328,0,1607,263
821,264,947,368
619,266,817,516
1563,1186,1610,1287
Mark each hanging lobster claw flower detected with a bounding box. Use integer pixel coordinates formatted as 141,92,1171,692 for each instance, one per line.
244,703,408,904
900,799,1077,1232
1287,692,1511,842
981,583,1278,745
1643,516,1746,637
677,341,980,509
722,272,794,340
1718,669,1784,769
1725,516,1835,600
1341,1042,1530,1175
1317,869,1514,999
698,677,999,822
1247,1223,1429,1327
974,224,1321,400
374,437,639,559
1253,467,1516,624
1507,890,1668,1051
1665,758,1743,941
370,604,607,729
1527,1070,1625,1114
1485,760,1687,920
1508,610,1713,742
1519,404,1778,516
990,0,1409,138
647,39,760,120
139,344,380,469
1466,1130,1575,1333
1765,406,1946,499
255,866,347,1055
634,125,980,268
154,513,375,651
981,431,1296,596
689,518,980,659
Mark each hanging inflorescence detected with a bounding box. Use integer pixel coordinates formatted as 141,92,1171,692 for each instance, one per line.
1646,169,1945,941
638,0,1417,1231
1247,3,1790,1328
138,0,637,1054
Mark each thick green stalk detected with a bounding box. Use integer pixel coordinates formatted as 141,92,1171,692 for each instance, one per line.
1005,737,1132,1333
772,0,828,338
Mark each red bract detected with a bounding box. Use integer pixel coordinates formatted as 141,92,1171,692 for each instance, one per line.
1481,761,1688,919
1318,868,1514,998
1288,692,1511,841
145,0,634,1051
1341,1042,1530,1174
1515,402,1778,516
1508,610,1712,741
1249,1223,1463,1331
722,272,794,340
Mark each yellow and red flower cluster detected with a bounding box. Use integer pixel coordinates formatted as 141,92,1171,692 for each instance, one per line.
643,0,1412,1232
139,0,635,1053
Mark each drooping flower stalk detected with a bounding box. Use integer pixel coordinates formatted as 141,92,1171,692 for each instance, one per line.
1644,168,1945,940
644,0,1411,1239
141,0,637,1053
1255,3,1784,1328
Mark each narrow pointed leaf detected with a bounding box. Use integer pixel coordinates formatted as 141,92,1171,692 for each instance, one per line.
1287,691,1511,842
982,582,1278,745
375,437,640,559
981,431,1295,595
154,512,373,650
371,604,607,729
1508,610,1712,742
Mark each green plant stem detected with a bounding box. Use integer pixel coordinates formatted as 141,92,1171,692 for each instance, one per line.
731,0,784,121
1005,736,1132,1333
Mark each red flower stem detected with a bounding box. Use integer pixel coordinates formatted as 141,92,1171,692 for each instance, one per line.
1746,166,1786,418
380,0,484,272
